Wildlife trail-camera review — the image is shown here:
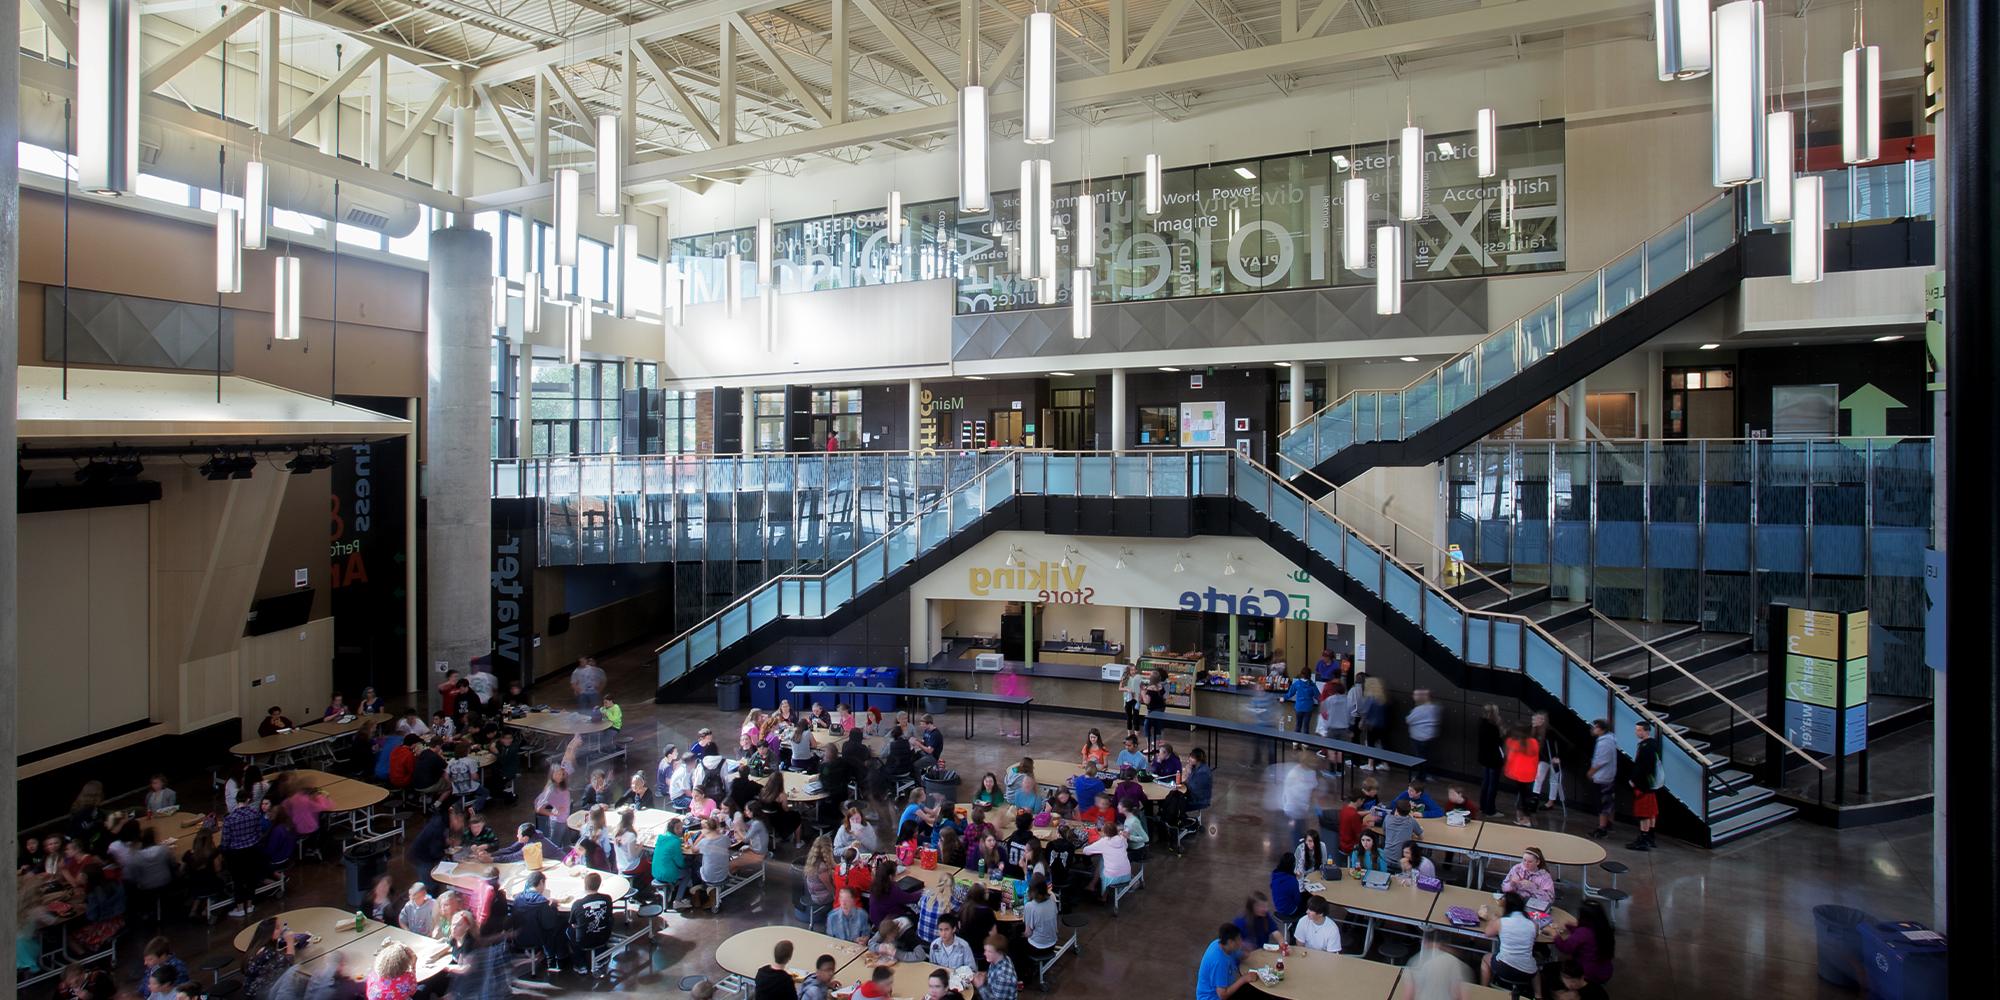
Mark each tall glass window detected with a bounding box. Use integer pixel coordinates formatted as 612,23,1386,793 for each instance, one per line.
812,388,865,450
753,390,787,452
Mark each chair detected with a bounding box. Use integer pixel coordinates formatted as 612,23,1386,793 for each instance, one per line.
1377,936,1415,966
1030,930,1081,992
792,889,830,930
1587,860,1631,914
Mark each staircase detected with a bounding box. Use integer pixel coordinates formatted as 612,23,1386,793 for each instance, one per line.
1279,195,1742,488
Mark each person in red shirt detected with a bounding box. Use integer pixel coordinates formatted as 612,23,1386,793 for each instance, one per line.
857,965,895,999
1334,787,1376,854
1076,793,1118,827
388,735,419,789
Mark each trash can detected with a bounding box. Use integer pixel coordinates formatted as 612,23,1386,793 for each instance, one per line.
778,665,810,712
1858,921,1948,1000
922,769,962,810
747,666,779,711
716,675,744,712
1813,904,1875,987
341,841,388,909
921,676,953,715
864,666,902,713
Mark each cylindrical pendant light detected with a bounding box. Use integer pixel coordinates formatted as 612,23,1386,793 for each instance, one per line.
553,167,581,266
886,190,903,245
493,275,510,330
1023,10,1055,144
1841,44,1881,164
1076,190,1096,268
564,301,587,364
1375,226,1403,315
273,256,301,340
1790,175,1824,283
755,217,774,288
1763,111,1795,224
724,250,742,318
1037,271,1057,305
614,223,639,318
215,207,242,294
1475,108,1498,179
595,114,621,216
1398,126,1426,221
1143,153,1163,215
1710,1,1766,187
78,0,140,195
242,161,269,249
523,270,542,334
959,86,991,212
1655,0,1714,80
1500,179,1517,228
1071,267,1093,339
1343,176,1369,270
664,263,685,328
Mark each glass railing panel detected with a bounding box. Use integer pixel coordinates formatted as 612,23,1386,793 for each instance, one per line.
1046,456,1079,496
491,461,520,498
1491,618,1521,670
984,466,1014,509
1149,455,1189,496
801,579,827,618
1566,661,1606,723
825,567,853,611
1345,535,1382,593
1310,406,1341,464
778,580,801,618
1646,219,1691,289
1236,467,1271,515
1911,158,1934,218
1602,247,1644,319
750,586,780,631
1079,457,1114,496
1280,425,1316,474
1270,487,1306,538
1611,697,1643,767
950,486,981,530
1522,300,1559,367
718,604,749,648
688,625,718,668
1478,330,1518,393
1690,197,1735,263
1466,618,1490,666
1379,394,1401,440
1019,453,1045,494
1559,274,1600,345
1327,396,1355,455
1354,393,1379,444
1115,456,1149,496
1524,630,1563,693
1441,354,1478,416
1663,742,1709,821
1424,592,1463,657
853,547,884,591
612,496,643,562
1306,508,1343,570
656,643,687,687
919,510,947,552
885,521,918,572
1385,566,1423,622
1402,374,1440,435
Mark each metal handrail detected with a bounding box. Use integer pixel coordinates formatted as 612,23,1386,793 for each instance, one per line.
1274,451,1511,595
651,458,1008,656
1279,191,1735,441
1591,610,1825,772
1235,452,1715,771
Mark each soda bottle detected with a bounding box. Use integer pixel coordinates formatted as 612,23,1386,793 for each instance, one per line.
355,909,366,932
978,858,987,878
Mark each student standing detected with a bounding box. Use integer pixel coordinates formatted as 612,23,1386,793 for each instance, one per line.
1586,720,1618,841
1477,705,1506,817
1627,721,1662,851
1405,690,1442,781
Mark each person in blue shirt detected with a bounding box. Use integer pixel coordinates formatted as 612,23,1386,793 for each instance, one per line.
1347,829,1389,873
1313,650,1337,684
1268,850,1303,920
1285,674,1320,734
1114,735,1148,772
1183,747,1214,811
1232,891,1284,947
1390,780,1446,819
1194,923,1256,1000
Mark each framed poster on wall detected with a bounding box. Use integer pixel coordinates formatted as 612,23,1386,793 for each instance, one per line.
1180,401,1227,447
1235,438,1252,457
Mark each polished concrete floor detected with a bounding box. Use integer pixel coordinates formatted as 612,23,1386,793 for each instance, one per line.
87,646,1938,999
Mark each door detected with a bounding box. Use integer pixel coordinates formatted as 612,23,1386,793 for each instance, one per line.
988,410,1025,447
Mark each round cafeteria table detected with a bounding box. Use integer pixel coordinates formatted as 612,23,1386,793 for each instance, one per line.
715,926,866,980
302,712,394,738
1241,948,1403,1000
231,906,381,966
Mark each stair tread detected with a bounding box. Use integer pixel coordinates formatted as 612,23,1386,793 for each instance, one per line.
1707,800,1797,843
1707,784,1775,814
1680,690,1769,736
1644,654,1766,704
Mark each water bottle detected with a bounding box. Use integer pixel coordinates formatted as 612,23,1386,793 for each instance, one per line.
978,858,987,878
355,909,366,932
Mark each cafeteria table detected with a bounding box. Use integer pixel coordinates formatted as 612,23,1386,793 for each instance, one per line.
231,906,384,967
1307,876,1442,955
1030,760,1175,801
568,806,688,849
431,860,631,909
1241,948,1404,1000
229,728,335,767
302,712,394,739
714,926,868,993
138,810,205,862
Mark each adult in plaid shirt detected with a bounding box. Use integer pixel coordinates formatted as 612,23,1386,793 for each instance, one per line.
218,789,269,917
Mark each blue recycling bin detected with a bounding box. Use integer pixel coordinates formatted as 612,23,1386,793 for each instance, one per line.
746,665,780,711
777,666,810,711
811,666,856,710
1858,921,1947,1000
864,666,902,713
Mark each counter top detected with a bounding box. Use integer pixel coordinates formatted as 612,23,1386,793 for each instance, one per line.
1040,640,1123,655
918,657,1279,697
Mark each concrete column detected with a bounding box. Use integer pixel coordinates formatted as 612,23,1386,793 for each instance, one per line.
1324,362,1340,403
425,226,496,704
1288,363,1307,429
515,344,535,460
908,378,922,454
1568,377,1588,440
1110,368,1128,453
451,101,475,200
1,3,22,979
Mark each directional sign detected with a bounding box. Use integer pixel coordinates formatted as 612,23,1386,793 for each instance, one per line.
1840,383,1907,439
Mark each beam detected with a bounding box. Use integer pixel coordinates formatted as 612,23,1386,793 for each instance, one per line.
368,54,391,169
24,0,76,53
238,0,465,82
533,74,548,179
1300,0,1351,38
384,83,454,176
1126,0,1198,70
257,10,280,133
278,47,382,138
470,0,801,86
542,67,597,144
831,0,848,123
727,13,832,124
474,83,535,182
633,44,722,149
1110,0,1127,68
721,18,737,146
849,0,957,95
141,6,262,93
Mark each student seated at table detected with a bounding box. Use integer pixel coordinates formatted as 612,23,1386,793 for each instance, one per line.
869,915,926,963
1075,729,1108,772
689,727,720,760
1004,758,1036,793
568,872,616,967
256,705,298,737
577,769,615,810
140,775,177,815
1443,785,1480,820
1118,800,1150,853
1076,793,1117,827
364,941,417,1000
687,816,734,909
1396,842,1436,884
790,726,821,773
1480,892,1540,995
968,831,1005,874
1115,735,1149,772
1003,812,1040,878
1007,776,1046,812
798,953,840,1000
1112,768,1147,811
614,810,651,891
731,807,772,874
1499,847,1556,903
1184,747,1214,811
1232,890,1284,947
137,936,190,996
1546,898,1616,995
1383,799,1424,864
1347,830,1389,873
322,694,350,721
1357,775,1382,811
856,964,898,1000
1037,786,1074,819
1151,743,1183,780
1292,895,1343,953
1392,781,1446,819
400,882,440,935
1079,819,1131,900
411,738,450,799
1269,851,1302,920
687,786,720,822
926,911,978,970
511,870,569,969
430,711,458,741
144,965,180,1000
492,821,564,863
827,887,872,943
971,773,1006,809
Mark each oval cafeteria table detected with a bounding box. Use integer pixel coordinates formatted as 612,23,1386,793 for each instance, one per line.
229,728,334,765
1029,759,1174,800
1241,948,1404,1000
233,906,452,984
431,860,630,909
302,712,393,738
715,926,867,984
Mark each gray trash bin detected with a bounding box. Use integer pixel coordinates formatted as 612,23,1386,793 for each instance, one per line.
921,676,952,715
1813,904,1874,987
341,841,387,909
716,675,743,712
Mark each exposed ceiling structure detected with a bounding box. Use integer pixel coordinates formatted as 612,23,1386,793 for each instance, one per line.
17,0,1652,212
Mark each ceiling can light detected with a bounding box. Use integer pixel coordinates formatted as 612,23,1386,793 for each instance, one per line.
78,0,140,195
1398,125,1426,221
1399,356,1420,363
595,114,621,216
1024,9,1055,144
1763,111,1795,224
1476,108,1498,178
215,206,242,294
1699,342,1721,350
1071,267,1093,339
1158,366,1181,372
1873,334,1904,342
242,160,269,249
1342,176,1369,270
1233,166,1257,180
273,256,301,340
959,85,990,212
553,167,581,267
1656,0,1714,80
1842,37,1881,163
1143,153,1163,215
1375,226,1403,315
1710,1,1766,187
1790,174,1824,284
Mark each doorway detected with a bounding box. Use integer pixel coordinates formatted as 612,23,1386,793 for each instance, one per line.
988,409,1025,447
1664,365,1737,438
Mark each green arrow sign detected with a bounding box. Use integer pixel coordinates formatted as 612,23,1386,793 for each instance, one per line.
1840,383,1906,443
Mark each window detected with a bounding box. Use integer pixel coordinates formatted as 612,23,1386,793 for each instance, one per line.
663,390,701,454
577,360,622,453
1137,405,1180,446
578,238,610,301
492,338,514,457
1772,385,1838,437
812,388,865,450
529,358,577,456
753,390,787,452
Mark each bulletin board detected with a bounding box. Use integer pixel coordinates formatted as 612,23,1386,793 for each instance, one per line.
1179,401,1227,447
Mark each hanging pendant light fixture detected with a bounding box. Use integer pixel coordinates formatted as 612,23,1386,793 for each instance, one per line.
1841,3,1880,164
242,160,269,249
664,263,685,328
595,114,621,216
1076,187,1096,269
1071,267,1093,339
523,270,543,334
273,256,302,340
1398,121,1426,221
1763,111,1794,223
1024,7,1055,144
613,223,639,318
564,300,591,364
1018,160,1043,279
78,0,140,195
553,167,581,266
1476,108,1498,179
1499,179,1518,233
959,85,990,211
725,248,742,318
1342,175,1369,270
493,275,510,331
756,217,774,288
1143,153,1163,215
1655,0,1714,80
1710,1,1766,187
886,190,903,245
215,207,242,294
1375,226,1403,315
1790,174,1824,283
